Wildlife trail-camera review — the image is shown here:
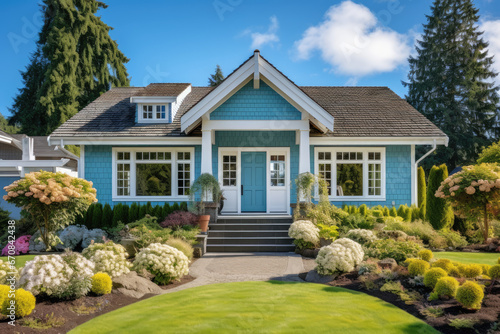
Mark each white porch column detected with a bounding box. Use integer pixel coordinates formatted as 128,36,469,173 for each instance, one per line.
201,130,212,175
299,130,310,174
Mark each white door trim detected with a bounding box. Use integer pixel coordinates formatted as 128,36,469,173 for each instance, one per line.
218,147,290,214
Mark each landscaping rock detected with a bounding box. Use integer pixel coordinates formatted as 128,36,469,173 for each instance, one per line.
378,258,397,270
112,271,164,298
120,238,137,257
304,270,337,284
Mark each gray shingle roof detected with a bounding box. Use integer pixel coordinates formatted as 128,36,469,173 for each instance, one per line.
134,83,191,97
50,84,446,139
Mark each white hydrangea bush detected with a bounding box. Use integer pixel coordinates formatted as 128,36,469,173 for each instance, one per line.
0,259,18,284
346,229,378,245
315,238,364,275
19,252,94,298
56,225,88,251
82,241,131,278
82,228,107,248
133,243,189,285
288,220,320,249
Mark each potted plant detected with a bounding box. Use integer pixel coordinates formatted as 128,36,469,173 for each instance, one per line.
189,173,222,234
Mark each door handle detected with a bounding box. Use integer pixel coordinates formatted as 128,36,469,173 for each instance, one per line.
241,184,243,195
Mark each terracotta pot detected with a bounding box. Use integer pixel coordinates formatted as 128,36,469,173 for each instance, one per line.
199,215,210,233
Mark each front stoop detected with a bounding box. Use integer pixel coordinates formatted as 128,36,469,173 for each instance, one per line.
206,216,295,252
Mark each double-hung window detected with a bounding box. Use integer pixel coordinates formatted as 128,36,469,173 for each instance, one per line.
315,148,385,199
113,148,194,199
140,104,171,122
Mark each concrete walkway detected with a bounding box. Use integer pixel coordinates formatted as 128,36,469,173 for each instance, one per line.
163,252,306,294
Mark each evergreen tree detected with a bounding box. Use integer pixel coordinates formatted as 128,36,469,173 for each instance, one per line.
129,203,139,223
404,0,499,170
162,203,172,220
138,204,147,219
112,203,123,227
101,203,113,228
91,203,103,229
208,65,225,87
426,164,454,229
121,204,130,225
417,166,427,219
389,207,397,217
0,113,20,134
9,0,130,135
85,204,94,228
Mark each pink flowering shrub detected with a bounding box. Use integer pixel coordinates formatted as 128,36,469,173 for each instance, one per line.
2,235,31,256
3,171,97,250
436,163,500,242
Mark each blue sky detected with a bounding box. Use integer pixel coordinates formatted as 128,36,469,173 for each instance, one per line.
1,0,499,118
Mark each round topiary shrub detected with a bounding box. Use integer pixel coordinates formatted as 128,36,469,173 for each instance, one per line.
288,220,320,250
408,259,430,277
315,238,364,275
448,266,461,278
460,264,482,279
82,241,131,278
91,273,112,295
0,285,9,306
431,258,453,272
489,265,500,279
346,229,378,245
133,243,190,285
434,277,459,298
1,288,36,318
456,281,484,310
0,259,18,285
423,267,447,288
480,264,492,276
418,249,433,262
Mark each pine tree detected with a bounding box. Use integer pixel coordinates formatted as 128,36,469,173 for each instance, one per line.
208,65,225,87
0,113,20,134
426,164,453,229
404,0,499,170
417,166,427,219
9,0,130,135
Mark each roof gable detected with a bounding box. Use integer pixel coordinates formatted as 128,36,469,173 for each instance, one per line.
180,51,334,133
210,81,302,120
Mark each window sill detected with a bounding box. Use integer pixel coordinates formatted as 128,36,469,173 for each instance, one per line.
329,196,386,202
112,196,189,202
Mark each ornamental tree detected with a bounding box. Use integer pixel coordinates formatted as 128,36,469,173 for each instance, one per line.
436,163,500,242
3,171,97,250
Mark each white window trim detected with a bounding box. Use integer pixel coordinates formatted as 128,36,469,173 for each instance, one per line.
137,104,172,124
112,147,194,201
314,147,386,201
218,147,290,214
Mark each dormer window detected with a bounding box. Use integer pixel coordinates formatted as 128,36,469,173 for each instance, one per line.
139,104,171,123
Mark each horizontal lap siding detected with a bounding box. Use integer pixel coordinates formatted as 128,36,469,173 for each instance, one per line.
210,81,302,120
311,145,412,208
84,145,201,207
213,131,299,205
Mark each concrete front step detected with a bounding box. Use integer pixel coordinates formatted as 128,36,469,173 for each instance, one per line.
209,223,291,231
206,244,296,252
216,217,292,225
207,237,294,245
209,230,290,238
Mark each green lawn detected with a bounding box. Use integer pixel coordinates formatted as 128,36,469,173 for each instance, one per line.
433,251,498,265
0,254,36,268
70,281,438,334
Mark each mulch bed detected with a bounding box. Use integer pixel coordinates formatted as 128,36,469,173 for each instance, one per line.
299,271,500,334
0,274,197,333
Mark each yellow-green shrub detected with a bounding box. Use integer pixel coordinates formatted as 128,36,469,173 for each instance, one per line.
0,285,9,307
434,277,459,298
480,264,492,276
404,258,418,267
456,281,484,310
166,237,194,260
489,265,500,279
91,273,112,295
460,264,482,279
424,268,447,288
1,288,36,318
418,249,433,262
408,259,430,276
448,266,461,278
431,258,453,272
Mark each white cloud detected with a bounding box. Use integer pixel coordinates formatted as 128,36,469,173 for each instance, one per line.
480,20,500,78
294,1,411,76
247,16,279,50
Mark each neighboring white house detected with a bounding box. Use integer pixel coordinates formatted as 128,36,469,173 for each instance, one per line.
0,130,78,218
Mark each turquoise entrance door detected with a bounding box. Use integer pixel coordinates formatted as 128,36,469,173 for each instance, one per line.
241,152,267,212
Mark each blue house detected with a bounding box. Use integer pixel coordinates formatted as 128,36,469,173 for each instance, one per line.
49,51,448,216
